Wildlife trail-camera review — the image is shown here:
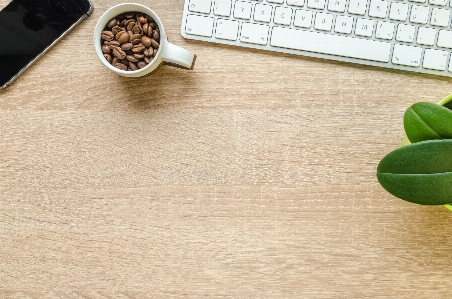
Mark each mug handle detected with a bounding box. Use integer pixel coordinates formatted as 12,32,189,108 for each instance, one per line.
161,42,196,70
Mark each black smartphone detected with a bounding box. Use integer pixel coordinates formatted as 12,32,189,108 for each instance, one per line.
0,0,93,89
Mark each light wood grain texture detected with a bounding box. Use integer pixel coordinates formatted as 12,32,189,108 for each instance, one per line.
1,0,452,298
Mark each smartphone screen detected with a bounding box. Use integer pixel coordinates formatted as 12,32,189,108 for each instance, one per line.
0,0,93,88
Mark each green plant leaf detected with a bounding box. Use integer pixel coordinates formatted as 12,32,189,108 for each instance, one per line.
377,139,452,205
404,102,452,143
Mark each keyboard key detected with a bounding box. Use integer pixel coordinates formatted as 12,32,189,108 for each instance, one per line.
234,1,253,19
410,5,430,24
409,0,426,3
314,12,334,30
185,14,214,37
429,0,448,6
188,0,212,14
254,3,273,22
274,6,293,25
369,0,389,18
348,0,368,15
213,0,232,16
215,18,239,40
376,21,395,39
294,10,313,28
431,8,451,26
355,18,375,37
287,0,306,6
308,0,327,9
396,24,415,42
270,26,391,62
437,30,452,48
240,22,269,45
449,59,452,72
268,0,284,3
389,2,409,21
417,27,437,45
328,0,347,12
335,15,354,34
423,49,448,70
392,44,422,67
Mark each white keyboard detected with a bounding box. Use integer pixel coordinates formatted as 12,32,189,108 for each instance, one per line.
181,0,452,77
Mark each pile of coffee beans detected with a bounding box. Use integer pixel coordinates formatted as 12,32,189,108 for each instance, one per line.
101,12,160,71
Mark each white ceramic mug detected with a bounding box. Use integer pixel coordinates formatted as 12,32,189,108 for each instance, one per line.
94,3,196,77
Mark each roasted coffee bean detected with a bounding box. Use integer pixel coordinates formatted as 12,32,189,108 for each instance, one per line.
126,21,136,31
126,55,139,63
121,42,133,51
105,40,120,47
130,34,141,44
129,61,138,71
111,57,120,65
106,18,117,29
143,48,152,57
123,19,133,27
101,31,114,41
133,53,144,59
132,43,145,53
114,62,128,71
116,31,130,44
138,16,147,24
132,24,142,35
101,45,111,54
144,56,153,64
125,50,133,55
111,25,124,35
149,22,157,29
142,23,148,34
150,39,159,48
141,36,152,47
137,61,148,69
125,12,135,19
153,48,158,57
112,46,126,59
121,43,133,51
152,30,159,41
104,54,112,63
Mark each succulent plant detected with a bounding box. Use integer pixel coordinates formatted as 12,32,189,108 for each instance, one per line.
377,95,452,206
377,139,452,205
404,102,452,143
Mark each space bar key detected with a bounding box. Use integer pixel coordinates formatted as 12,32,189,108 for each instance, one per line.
270,27,391,63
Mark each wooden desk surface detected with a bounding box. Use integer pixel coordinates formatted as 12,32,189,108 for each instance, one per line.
1,0,452,297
